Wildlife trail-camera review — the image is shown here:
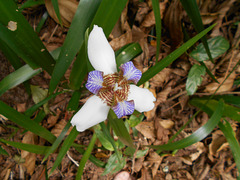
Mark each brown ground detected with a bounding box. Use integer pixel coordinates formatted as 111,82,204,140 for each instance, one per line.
0,0,240,179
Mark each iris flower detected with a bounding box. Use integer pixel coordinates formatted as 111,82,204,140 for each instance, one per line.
71,25,156,132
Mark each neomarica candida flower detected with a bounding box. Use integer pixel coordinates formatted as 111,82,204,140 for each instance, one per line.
71,25,156,132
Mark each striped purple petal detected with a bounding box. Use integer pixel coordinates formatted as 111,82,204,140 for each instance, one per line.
119,61,142,84
112,100,135,118
86,70,103,94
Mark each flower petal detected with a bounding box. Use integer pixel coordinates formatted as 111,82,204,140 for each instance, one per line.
119,61,142,84
88,25,117,75
112,100,135,118
86,70,103,94
127,85,156,112
71,95,110,132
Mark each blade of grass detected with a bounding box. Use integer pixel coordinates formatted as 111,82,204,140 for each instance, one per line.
0,65,41,97
19,0,44,10
150,99,224,150
51,0,62,26
0,100,56,143
0,146,8,155
36,11,48,33
151,0,161,61
76,133,97,179
219,120,240,179
180,0,213,62
49,0,101,93
0,139,50,155
138,23,216,85
0,0,55,74
49,127,79,175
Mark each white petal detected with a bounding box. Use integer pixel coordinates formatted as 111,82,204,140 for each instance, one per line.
88,25,117,75
127,85,156,112
71,95,110,132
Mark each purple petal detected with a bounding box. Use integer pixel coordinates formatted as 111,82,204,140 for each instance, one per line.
112,100,135,118
86,70,103,94
120,61,142,84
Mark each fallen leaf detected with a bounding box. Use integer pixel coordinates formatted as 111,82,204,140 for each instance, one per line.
135,121,156,141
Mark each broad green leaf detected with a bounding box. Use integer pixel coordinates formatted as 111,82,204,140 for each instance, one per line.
219,120,240,178
190,36,230,62
180,0,213,62
0,65,40,97
31,85,49,114
150,99,224,150
151,0,161,61
0,0,55,74
127,114,144,127
49,0,101,93
124,147,148,158
115,43,142,68
186,64,206,95
138,24,216,85
0,139,49,155
108,110,135,149
0,100,56,143
49,127,78,175
189,98,240,122
67,90,81,111
100,122,121,161
0,146,8,155
102,153,126,176
94,128,114,151
76,133,97,179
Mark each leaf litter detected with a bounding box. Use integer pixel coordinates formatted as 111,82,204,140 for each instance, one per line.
0,0,240,179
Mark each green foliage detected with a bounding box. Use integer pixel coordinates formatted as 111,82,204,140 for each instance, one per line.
190,36,230,62
186,64,206,95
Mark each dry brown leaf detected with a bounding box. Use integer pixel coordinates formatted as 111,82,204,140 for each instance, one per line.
189,142,205,162
159,119,174,129
51,119,72,137
110,31,132,51
135,121,155,140
156,86,172,104
47,108,61,128
16,103,26,113
150,68,172,88
146,151,163,178
133,156,145,172
21,132,37,175
45,0,78,27
204,72,236,93
209,130,227,157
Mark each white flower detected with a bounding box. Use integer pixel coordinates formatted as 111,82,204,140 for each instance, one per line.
71,25,156,132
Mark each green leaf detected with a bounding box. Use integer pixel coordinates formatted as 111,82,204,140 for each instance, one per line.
180,0,213,62
189,98,240,122
150,99,224,150
138,23,216,85
151,0,161,61
0,100,56,143
19,0,44,10
36,11,48,33
49,0,101,93
102,153,126,176
0,146,8,155
108,110,135,149
219,120,240,178
0,139,49,155
94,128,114,151
186,64,206,95
51,0,62,26
0,65,40,97
49,127,78,175
0,0,55,74
42,121,71,162
76,133,97,179
210,95,240,108
127,114,144,127
115,43,143,68
67,90,82,111
31,85,48,104
190,36,230,62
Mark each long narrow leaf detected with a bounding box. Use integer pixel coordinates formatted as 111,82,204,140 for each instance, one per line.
218,120,240,178
150,99,224,150
0,65,41,96
51,0,62,26
138,24,216,85
0,139,50,155
49,0,101,93
0,0,55,74
76,133,97,179
0,101,56,143
151,0,161,61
